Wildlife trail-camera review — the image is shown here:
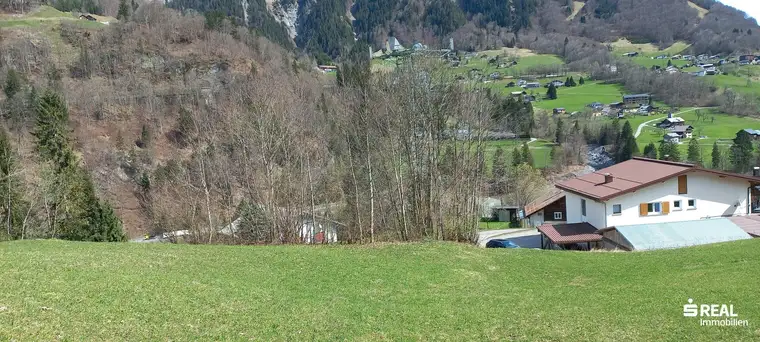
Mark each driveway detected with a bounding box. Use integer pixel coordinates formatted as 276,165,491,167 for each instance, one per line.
634,107,707,138
477,228,542,248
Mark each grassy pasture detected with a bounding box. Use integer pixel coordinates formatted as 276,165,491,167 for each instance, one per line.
0,240,759,341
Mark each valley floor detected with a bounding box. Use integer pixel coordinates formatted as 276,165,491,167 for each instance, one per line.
0,240,759,340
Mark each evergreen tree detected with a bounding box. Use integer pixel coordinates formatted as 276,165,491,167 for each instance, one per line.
521,143,534,167
659,141,681,161
687,138,702,165
33,90,125,242
567,76,576,87
555,117,565,144
730,130,754,173
565,76,571,86
616,121,638,162
117,0,130,21
511,146,523,166
578,76,585,85
643,142,657,159
32,91,75,172
4,69,21,99
236,200,271,242
711,142,722,170
546,83,558,100
667,59,673,67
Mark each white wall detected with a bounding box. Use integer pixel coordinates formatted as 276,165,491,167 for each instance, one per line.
565,192,606,228
529,211,544,227
605,171,750,227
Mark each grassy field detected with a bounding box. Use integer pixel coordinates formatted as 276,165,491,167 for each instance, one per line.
478,221,515,230
711,74,760,95
628,109,760,163
0,6,114,66
483,139,554,169
532,81,624,113
1,240,759,340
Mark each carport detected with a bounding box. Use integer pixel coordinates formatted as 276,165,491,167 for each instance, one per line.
537,223,603,250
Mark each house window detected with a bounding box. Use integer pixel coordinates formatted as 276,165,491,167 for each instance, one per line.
674,200,682,210
553,212,563,220
647,202,662,214
688,199,696,209
612,204,622,215
581,199,587,216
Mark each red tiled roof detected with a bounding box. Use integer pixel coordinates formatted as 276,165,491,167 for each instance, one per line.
524,190,564,217
537,222,603,244
728,216,760,237
556,157,760,201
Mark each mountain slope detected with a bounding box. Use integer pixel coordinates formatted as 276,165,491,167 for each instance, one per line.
169,0,760,57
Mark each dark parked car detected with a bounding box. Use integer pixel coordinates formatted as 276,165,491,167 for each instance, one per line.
485,239,520,248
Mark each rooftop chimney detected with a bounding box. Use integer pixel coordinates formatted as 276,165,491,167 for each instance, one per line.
604,173,613,184
754,167,760,177
668,112,673,119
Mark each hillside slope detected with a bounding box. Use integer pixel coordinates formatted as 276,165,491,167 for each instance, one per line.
0,4,324,238
0,240,758,340
168,0,760,56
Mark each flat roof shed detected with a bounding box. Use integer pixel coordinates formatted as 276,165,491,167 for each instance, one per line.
537,222,602,250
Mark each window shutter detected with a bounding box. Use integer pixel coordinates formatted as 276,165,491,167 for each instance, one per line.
662,201,670,214
678,175,688,194
639,203,648,216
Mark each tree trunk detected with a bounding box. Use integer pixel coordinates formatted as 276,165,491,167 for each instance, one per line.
365,133,375,243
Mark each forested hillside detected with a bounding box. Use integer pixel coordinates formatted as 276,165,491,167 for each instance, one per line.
0,3,501,243
160,0,760,58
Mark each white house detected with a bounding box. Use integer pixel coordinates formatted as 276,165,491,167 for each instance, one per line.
537,158,760,250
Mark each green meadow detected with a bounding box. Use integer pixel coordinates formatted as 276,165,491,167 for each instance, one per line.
0,240,759,341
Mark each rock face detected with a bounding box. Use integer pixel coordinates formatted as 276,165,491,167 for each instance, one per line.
270,0,300,39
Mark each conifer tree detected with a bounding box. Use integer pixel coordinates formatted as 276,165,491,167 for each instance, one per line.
521,143,534,167
33,90,125,242
687,137,702,165
578,76,585,85
643,142,657,159
511,146,523,166
616,121,638,162
4,69,21,99
730,130,754,173
546,83,557,100
118,0,130,21
711,142,722,170
555,117,565,144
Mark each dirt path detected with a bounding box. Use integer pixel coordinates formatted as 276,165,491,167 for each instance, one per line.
634,107,706,138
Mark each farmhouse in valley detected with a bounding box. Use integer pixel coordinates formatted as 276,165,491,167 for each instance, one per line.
536,158,760,251
670,125,693,139
657,115,685,128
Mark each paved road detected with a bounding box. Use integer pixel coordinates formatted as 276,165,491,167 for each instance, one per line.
477,228,542,248
634,107,707,138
